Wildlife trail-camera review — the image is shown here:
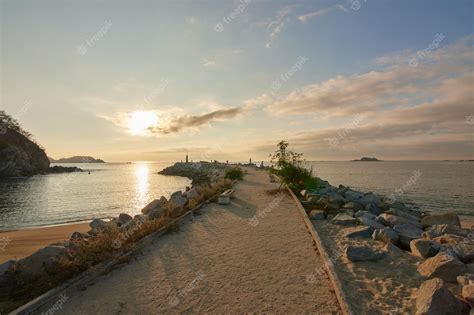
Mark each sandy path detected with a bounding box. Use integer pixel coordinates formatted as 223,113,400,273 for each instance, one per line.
58,168,340,314
0,223,90,263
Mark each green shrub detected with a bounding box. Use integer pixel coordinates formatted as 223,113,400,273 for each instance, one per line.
224,167,244,180
269,141,319,192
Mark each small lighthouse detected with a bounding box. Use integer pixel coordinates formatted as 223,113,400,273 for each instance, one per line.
186,154,189,163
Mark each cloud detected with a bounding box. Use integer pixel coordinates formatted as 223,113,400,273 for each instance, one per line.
150,107,242,134
252,35,474,159
185,16,197,25
298,4,347,22
203,59,216,67
267,35,474,116
265,6,293,48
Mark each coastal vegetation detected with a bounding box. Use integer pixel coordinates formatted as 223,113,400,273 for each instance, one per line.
224,167,244,180
269,141,318,192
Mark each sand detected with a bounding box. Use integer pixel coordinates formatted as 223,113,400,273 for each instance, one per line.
55,168,340,314
0,223,90,264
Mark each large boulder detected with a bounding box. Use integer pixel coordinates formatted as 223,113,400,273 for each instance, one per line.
410,239,440,258
415,278,468,315
418,251,466,283
345,245,386,262
358,216,385,229
89,218,107,230
421,212,461,228
358,193,381,207
16,245,71,277
331,214,357,226
423,224,470,240
344,190,364,201
393,224,424,248
386,208,421,223
141,196,167,215
344,226,374,239
452,242,474,263
169,191,188,212
185,187,199,199
380,213,423,229
343,202,364,211
118,213,133,225
366,203,383,215
355,210,376,220
372,227,399,245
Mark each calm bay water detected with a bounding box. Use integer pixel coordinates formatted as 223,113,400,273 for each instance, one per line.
0,161,472,231
0,163,190,231
310,161,473,216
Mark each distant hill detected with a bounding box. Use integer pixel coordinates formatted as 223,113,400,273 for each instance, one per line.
352,157,381,162
0,111,50,177
53,156,105,163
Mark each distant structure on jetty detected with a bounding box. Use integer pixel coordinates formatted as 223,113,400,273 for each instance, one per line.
186,154,189,163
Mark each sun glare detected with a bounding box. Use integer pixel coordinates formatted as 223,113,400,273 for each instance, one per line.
128,111,158,135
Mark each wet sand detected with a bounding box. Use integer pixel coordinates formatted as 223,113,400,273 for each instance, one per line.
0,223,90,264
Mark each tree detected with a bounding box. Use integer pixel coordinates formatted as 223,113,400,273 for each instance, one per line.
0,110,40,146
269,140,303,168
269,141,318,192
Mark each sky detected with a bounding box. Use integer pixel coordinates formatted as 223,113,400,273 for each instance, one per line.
1,0,473,162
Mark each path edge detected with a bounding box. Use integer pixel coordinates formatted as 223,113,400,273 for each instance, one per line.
286,186,353,315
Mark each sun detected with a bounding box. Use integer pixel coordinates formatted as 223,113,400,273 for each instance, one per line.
128,111,158,135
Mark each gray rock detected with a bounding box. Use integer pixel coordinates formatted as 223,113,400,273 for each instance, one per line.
452,242,474,263
308,210,325,220
418,251,467,283
372,227,399,245
394,224,424,248
366,203,383,215
358,216,385,229
345,245,386,262
386,208,421,223
186,187,199,199
358,193,381,207
169,191,188,212
423,224,470,240
410,239,440,258
90,218,107,230
331,214,357,226
16,245,71,277
380,213,423,229
141,196,168,215
375,215,387,226
70,231,88,242
416,278,468,315
344,226,374,239
118,213,133,225
343,202,364,211
344,190,364,201
355,210,376,220
421,212,461,228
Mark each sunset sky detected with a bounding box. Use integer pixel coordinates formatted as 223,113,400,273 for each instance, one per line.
1,0,473,162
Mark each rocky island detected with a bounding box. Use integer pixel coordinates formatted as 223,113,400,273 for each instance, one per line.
352,157,381,162
50,156,105,163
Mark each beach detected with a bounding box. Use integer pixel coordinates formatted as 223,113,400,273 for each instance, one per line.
0,223,90,264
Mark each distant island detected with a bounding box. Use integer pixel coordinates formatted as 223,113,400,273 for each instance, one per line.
352,157,381,162
50,156,105,163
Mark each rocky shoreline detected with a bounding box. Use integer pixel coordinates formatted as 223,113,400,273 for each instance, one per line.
300,179,473,313
0,162,232,313
158,161,230,186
